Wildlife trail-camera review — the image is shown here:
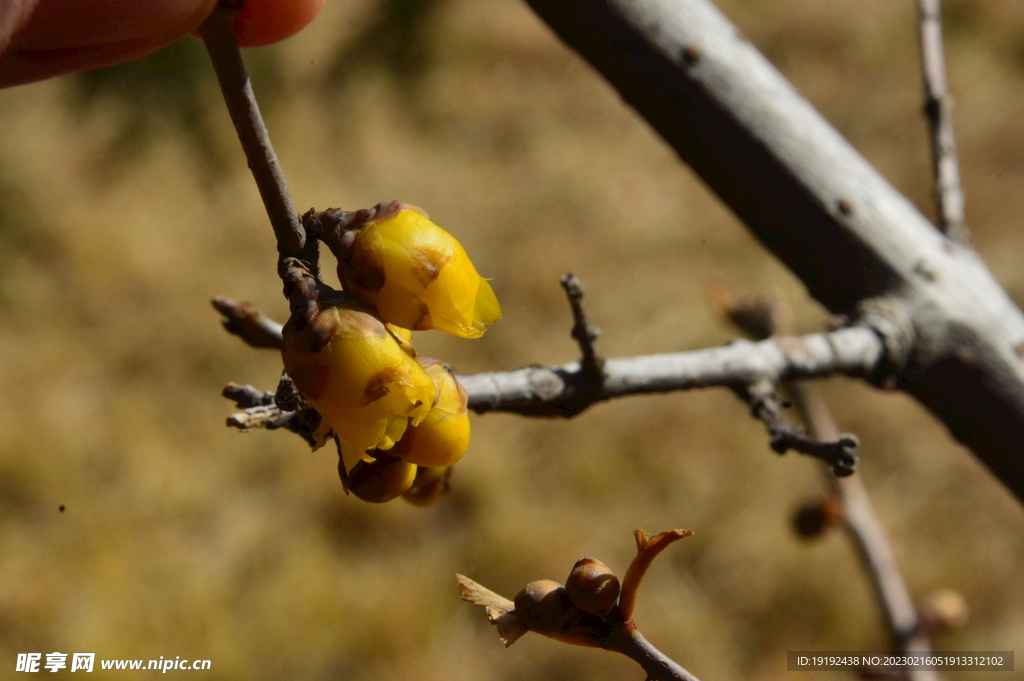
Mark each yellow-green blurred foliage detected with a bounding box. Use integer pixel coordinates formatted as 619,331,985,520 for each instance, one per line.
2,0,1023,678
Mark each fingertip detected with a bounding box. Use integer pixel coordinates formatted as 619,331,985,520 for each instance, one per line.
234,0,325,47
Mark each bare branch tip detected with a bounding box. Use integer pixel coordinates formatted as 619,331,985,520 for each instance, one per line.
917,0,970,244
212,297,285,349
200,2,315,277
559,272,605,383
619,528,693,622
746,385,860,475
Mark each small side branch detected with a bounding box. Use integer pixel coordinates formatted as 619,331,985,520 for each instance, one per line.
792,383,941,681
560,273,606,382
214,300,884,449
723,294,939,680
917,0,968,244
224,374,322,446
744,381,858,476
459,327,884,417
619,530,693,621
198,3,318,276
212,297,284,349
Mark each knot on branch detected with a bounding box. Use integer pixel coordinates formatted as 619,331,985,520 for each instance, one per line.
746,383,859,476
281,257,321,333
223,372,323,447
855,297,915,389
281,257,363,353
302,203,401,256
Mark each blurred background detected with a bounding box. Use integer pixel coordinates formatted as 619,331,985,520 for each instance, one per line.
1,0,1023,678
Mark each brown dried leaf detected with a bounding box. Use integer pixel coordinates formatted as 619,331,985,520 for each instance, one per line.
456,574,514,613
456,574,528,647
491,611,529,647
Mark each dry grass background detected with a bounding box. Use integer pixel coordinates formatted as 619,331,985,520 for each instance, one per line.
1,0,1023,679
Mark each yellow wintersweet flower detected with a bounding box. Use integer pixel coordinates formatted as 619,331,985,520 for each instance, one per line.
388,358,470,468
335,202,502,338
281,300,436,473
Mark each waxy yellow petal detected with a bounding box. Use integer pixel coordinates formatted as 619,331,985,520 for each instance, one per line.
282,302,435,473
389,359,470,468
343,209,502,338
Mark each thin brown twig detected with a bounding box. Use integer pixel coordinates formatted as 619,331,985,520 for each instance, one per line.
198,3,319,277
212,297,284,349
222,382,275,408
724,295,939,681
743,380,859,477
606,627,701,681
791,384,941,681
917,0,969,244
560,273,605,382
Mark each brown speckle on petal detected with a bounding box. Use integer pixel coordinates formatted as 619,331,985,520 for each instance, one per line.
361,367,402,405
304,309,341,351
348,243,387,292
409,300,433,331
411,247,452,287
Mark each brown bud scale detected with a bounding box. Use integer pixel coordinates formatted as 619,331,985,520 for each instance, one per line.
513,580,579,632
565,558,620,613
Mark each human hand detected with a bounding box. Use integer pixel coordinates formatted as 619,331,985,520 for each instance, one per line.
0,0,325,87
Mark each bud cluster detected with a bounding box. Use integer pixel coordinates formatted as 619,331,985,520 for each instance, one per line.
511,558,622,644
281,202,501,504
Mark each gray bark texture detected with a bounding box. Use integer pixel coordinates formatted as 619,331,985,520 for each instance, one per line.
460,328,883,415
522,0,1024,501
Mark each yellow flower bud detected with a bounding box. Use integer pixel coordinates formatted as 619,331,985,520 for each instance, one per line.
388,358,470,468
401,466,452,506
281,300,436,473
341,452,417,503
327,202,501,338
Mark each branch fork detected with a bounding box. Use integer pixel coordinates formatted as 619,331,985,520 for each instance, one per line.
743,380,859,477
561,273,606,386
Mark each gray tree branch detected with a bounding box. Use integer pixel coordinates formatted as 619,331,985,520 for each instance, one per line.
725,295,940,680
459,327,883,416
217,297,885,432
521,0,1024,502
917,0,968,244
792,382,941,681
